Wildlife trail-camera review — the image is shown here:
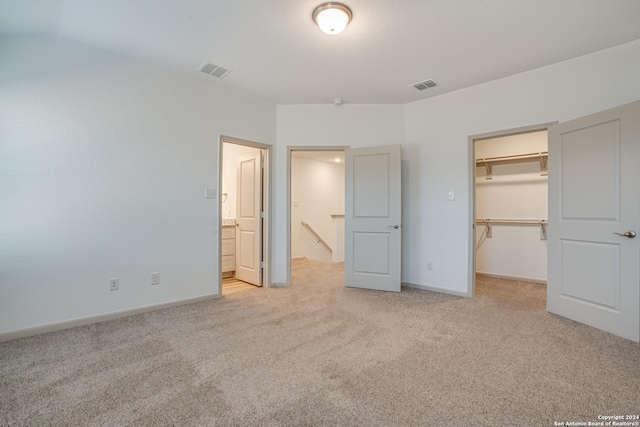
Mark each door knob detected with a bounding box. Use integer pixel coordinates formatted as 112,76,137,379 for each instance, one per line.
612,230,636,238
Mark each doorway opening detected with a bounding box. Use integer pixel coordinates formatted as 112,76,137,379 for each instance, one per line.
287,147,348,286
468,124,555,298
219,136,271,296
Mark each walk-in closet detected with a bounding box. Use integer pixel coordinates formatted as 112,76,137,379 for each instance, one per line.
475,130,548,284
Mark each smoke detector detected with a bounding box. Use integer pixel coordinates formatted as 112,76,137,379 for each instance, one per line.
198,61,232,79
411,79,438,91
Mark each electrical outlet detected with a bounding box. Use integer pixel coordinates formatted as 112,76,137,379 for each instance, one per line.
151,272,160,285
427,261,433,271
110,278,119,291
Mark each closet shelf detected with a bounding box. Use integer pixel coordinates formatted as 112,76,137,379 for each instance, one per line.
476,151,548,180
476,218,548,240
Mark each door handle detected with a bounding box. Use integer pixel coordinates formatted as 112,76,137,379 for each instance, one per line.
612,230,636,238
388,225,400,229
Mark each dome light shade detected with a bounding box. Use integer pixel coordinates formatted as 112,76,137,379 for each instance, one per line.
313,3,352,35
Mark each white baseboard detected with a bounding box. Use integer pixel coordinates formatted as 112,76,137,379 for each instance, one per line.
476,272,547,284
0,293,221,343
402,282,471,298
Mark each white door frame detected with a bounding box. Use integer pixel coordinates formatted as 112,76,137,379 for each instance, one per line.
218,136,272,295
467,122,557,297
285,146,349,286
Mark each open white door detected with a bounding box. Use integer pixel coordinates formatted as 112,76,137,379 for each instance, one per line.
235,151,262,286
345,145,402,292
548,101,639,342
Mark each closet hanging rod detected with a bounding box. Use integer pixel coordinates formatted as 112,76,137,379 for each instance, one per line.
476,219,548,225
476,219,548,240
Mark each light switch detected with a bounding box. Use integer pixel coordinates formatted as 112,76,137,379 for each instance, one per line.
205,188,216,199
448,191,455,201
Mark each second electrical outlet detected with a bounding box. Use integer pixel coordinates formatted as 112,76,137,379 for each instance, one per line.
151,272,160,285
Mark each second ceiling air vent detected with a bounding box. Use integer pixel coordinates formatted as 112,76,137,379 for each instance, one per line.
411,79,438,91
198,61,233,79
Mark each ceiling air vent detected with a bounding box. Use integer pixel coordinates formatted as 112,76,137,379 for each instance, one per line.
411,79,438,91
198,61,232,79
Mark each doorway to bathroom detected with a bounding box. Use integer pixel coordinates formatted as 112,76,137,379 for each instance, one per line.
219,137,271,295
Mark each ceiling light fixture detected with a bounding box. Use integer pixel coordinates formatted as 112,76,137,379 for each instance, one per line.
313,2,352,35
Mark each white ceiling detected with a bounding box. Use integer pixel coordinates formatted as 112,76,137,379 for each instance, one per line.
2,0,640,105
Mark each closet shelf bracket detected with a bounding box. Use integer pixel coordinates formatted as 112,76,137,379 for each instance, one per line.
485,161,493,180
539,155,548,176
540,222,548,240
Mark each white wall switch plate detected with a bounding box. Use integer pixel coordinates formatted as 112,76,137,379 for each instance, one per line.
448,191,455,201
151,272,160,285
205,188,216,199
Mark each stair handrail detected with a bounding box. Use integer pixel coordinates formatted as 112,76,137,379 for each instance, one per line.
300,221,333,254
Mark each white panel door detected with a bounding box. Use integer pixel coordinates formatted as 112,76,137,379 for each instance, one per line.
235,152,262,286
548,101,639,342
345,145,402,292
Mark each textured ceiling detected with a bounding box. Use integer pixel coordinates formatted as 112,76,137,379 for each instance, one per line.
2,0,640,104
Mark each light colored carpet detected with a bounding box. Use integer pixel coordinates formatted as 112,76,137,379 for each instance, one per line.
1,258,639,426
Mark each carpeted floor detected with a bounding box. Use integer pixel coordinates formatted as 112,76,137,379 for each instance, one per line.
1,258,639,426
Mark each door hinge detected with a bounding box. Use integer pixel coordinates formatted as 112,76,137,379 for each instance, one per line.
260,261,265,268
260,211,265,219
